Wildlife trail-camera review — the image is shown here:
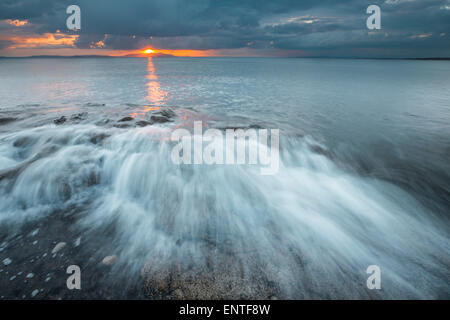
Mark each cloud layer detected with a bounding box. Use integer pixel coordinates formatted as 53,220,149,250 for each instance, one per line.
0,0,449,57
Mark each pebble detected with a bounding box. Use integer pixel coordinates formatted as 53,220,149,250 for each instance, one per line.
31,290,39,298
102,255,118,266
51,242,66,254
74,237,81,247
2,258,12,266
32,240,38,245
9,276,16,281
26,273,34,279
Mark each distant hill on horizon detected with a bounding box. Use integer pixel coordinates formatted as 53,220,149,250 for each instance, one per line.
0,53,176,59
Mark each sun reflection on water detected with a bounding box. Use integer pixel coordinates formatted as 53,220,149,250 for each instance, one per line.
131,58,168,117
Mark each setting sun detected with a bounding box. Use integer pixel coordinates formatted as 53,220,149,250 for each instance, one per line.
144,49,154,54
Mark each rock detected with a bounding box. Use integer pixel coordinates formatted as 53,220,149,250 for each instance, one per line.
136,120,153,127
26,273,34,279
2,258,12,266
85,103,105,107
146,108,176,123
31,289,39,297
70,112,88,121
51,242,66,254
102,255,118,266
159,108,176,118
54,116,66,125
118,116,134,122
150,115,172,123
113,123,132,128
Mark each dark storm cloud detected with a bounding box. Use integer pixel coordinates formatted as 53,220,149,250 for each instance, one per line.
0,0,449,56
0,39,14,49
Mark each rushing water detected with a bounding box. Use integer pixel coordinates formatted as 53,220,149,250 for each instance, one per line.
0,57,449,299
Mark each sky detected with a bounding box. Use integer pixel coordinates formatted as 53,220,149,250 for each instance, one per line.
0,0,449,57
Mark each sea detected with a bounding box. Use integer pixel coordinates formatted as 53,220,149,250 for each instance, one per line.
0,57,448,299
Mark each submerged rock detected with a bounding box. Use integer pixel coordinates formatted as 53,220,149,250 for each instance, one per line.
89,133,109,145
0,117,17,125
136,120,153,127
113,123,132,129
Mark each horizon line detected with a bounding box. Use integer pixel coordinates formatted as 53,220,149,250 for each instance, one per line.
0,55,449,60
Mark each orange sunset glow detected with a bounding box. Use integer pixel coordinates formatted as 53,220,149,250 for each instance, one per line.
137,47,217,57
4,31,78,49
7,19,28,27
0,22,266,57
0,20,264,57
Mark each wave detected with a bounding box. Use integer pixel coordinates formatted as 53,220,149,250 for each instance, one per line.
0,122,448,299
